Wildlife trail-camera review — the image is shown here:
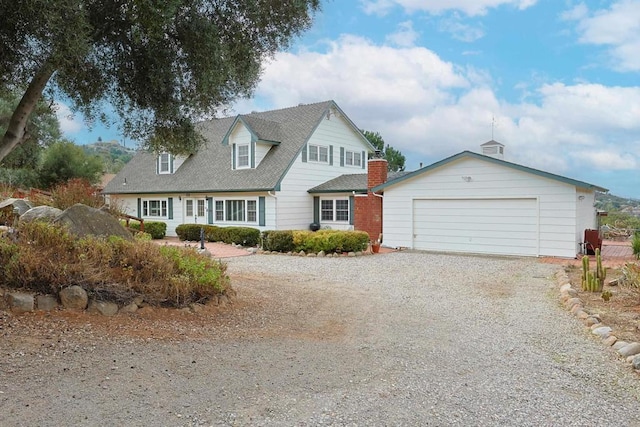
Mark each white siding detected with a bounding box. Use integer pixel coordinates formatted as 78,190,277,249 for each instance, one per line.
382,157,580,258
575,189,598,252
255,142,271,166
277,114,369,230
109,192,276,237
173,155,188,172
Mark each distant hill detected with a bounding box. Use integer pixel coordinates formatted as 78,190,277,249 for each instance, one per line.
81,139,136,174
595,192,640,215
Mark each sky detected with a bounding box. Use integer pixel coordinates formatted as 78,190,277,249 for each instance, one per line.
58,0,640,199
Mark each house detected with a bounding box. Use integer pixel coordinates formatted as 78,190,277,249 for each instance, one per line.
102,101,376,235
367,141,607,258
104,99,605,259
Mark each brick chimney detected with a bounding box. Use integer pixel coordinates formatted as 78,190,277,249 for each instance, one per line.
355,158,388,242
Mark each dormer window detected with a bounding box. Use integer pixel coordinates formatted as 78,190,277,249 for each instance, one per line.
237,144,250,168
158,152,173,174
309,144,329,163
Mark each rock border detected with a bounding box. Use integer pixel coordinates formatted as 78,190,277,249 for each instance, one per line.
556,270,640,371
0,285,234,316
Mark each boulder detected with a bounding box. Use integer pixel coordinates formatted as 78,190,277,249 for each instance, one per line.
618,342,640,358
87,300,119,316
19,206,63,224
36,294,58,311
54,204,132,240
0,198,33,216
59,285,88,310
6,292,34,313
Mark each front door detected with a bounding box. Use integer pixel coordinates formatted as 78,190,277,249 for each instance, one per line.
185,198,207,223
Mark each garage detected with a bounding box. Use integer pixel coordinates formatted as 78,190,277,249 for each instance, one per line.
412,198,539,256
370,147,607,258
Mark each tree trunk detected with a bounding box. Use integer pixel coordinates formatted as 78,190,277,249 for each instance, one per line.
0,62,56,162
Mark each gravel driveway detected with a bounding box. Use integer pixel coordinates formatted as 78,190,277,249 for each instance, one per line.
2,252,640,426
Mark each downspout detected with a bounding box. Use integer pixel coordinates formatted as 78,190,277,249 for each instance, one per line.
268,190,277,229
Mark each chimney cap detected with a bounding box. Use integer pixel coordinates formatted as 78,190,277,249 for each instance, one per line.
374,149,383,158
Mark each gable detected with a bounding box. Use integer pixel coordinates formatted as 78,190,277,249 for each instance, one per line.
373,151,607,193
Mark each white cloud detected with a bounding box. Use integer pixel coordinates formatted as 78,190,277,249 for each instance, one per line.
386,21,420,47
438,15,485,41
53,102,83,134
565,0,640,72
360,0,537,16
233,33,639,191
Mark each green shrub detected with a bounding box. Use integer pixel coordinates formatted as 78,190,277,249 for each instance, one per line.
144,221,167,239
266,229,369,253
262,230,295,252
177,224,260,246
632,232,640,260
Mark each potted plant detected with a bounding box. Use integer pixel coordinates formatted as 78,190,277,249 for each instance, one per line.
371,233,383,254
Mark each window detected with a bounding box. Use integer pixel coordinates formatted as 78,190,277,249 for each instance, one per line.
335,199,349,221
142,199,167,217
309,144,329,163
214,199,258,223
237,144,250,168
226,200,245,222
247,200,257,222
320,199,349,222
345,150,361,167
215,200,224,221
158,153,172,174
321,200,333,221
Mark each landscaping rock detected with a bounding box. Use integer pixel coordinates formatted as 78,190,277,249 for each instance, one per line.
36,294,58,311
7,292,34,313
570,304,583,314
0,198,33,215
54,203,132,240
87,300,119,316
120,303,138,313
584,317,600,327
612,341,629,351
564,298,582,309
591,326,612,338
602,336,617,346
19,206,63,224
632,355,640,370
617,342,640,358
59,285,88,310
317,251,326,257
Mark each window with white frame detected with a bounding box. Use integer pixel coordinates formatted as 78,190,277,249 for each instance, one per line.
142,199,167,218
321,199,349,222
345,150,362,167
215,199,258,223
215,200,224,221
158,153,172,174
309,144,329,163
237,144,250,168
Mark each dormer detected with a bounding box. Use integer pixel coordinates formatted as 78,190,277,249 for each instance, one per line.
156,152,187,174
480,140,505,159
223,115,282,170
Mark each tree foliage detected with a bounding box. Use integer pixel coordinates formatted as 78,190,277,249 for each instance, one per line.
0,89,61,169
0,0,321,162
361,130,406,172
38,141,104,189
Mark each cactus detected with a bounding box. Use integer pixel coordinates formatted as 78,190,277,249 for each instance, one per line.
581,255,589,291
581,249,606,292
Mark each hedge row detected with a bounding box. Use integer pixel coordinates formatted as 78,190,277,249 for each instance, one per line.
263,229,369,254
122,220,167,240
176,224,261,247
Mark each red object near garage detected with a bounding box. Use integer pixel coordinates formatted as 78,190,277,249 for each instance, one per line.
584,229,602,255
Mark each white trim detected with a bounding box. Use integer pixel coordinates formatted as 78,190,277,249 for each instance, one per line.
213,197,258,224
158,153,172,174
236,143,251,169
141,198,168,219
320,197,350,223
345,149,362,167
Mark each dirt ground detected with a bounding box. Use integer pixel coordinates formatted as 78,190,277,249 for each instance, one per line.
567,264,640,343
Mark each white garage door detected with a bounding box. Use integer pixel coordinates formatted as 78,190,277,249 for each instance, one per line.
412,198,539,256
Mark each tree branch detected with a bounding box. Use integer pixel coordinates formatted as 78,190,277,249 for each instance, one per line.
0,61,56,162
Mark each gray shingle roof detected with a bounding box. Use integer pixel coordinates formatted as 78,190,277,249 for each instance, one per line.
372,151,608,193
104,101,343,195
308,171,411,193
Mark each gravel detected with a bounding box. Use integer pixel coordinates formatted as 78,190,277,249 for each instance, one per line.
2,252,640,426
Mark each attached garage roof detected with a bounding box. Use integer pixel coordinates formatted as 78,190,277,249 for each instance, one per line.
309,171,411,194
372,151,608,193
